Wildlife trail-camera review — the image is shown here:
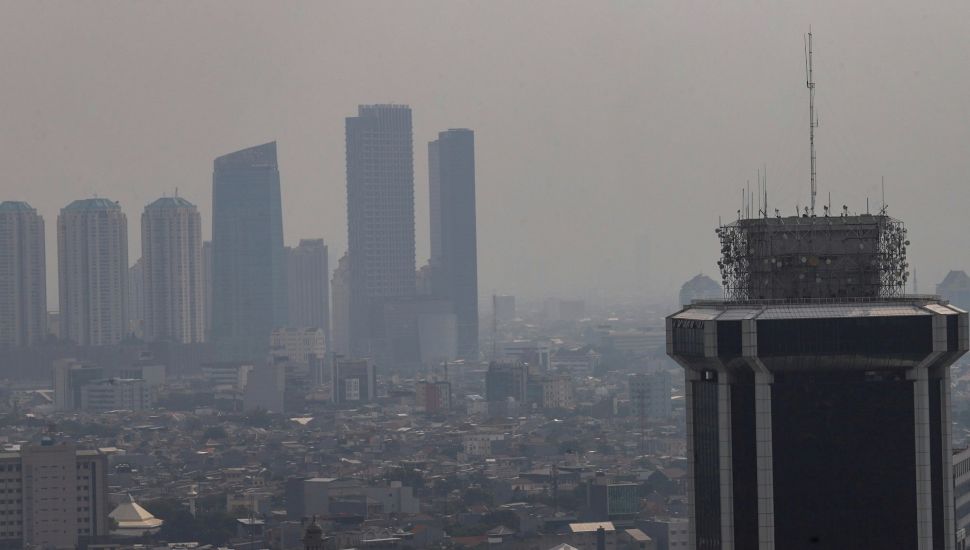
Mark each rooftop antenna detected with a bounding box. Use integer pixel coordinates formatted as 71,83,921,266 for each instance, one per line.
881,176,887,214
757,170,762,218
763,164,768,218
805,28,818,215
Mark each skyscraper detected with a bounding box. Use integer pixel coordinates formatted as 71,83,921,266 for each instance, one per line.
0,201,46,347
345,105,416,358
287,238,330,337
57,198,128,346
211,142,287,361
429,129,479,360
142,196,204,343
668,213,968,550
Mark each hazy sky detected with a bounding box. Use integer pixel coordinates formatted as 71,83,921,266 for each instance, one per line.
2,1,969,308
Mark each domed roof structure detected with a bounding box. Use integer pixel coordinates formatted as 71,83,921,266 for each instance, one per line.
109,494,163,537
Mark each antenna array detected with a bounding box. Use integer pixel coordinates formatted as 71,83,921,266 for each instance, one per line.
805,30,818,214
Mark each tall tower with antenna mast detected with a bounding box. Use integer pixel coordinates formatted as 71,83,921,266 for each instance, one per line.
669,31,965,550
806,29,818,214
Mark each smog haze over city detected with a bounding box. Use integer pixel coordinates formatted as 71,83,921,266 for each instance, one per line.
3,2,970,550
3,1,969,304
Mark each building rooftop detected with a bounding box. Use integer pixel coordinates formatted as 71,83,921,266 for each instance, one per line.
0,201,34,212
214,141,277,170
569,522,616,533
672,296,964,321
146,196,196,209
63,198,121,211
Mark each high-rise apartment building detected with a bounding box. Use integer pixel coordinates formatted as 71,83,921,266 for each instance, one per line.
287,239,330,337
0,201,46,347
211,142,287,361
0,440,110,548
669,214,968,550
142,196,204,343
57,198,128,346
345,105,416,358
428,129,479,360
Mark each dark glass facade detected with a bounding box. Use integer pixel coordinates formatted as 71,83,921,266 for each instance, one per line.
669,300,966,550
771,370,917,550
692,375,721,550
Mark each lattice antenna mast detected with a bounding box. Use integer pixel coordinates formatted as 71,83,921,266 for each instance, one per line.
805,29,818,214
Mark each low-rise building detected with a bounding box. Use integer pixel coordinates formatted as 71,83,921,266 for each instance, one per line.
0,440,108,549
80,378,153,412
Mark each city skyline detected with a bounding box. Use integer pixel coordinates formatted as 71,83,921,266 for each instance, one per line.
3,3,970,549
5,2,969,305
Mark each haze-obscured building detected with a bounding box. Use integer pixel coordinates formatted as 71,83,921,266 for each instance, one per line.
271,327,326,386
80,378,153,412
415,380,451,413
428,128,479,360
58,198,129,346
331,252,351,357
142,196,204,343
346,105,416,360
486,361,528,403
0,201,47,347
127,258,145,339
287,238,330,338
677,273,722,306
332,358,376,406
211,142,287,362
493,294,516,322
202,240,213,338
938,270,970,312
52,359,103,411
628,371,672,420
